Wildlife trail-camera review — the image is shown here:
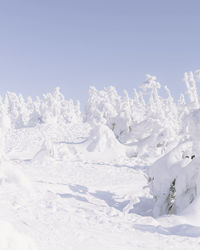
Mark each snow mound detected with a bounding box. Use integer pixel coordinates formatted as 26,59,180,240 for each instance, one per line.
33,139,74,162
0,161,33,193
0,221,38,250
86,124,126,155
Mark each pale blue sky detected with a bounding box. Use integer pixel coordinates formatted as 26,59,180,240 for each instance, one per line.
0,0,200,103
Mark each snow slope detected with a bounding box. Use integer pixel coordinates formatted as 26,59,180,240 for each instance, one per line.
1,122,200,250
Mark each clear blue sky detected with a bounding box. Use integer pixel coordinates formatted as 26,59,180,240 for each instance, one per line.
0,0,200,103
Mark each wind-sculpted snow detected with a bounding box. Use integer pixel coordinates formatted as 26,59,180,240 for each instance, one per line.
1,70,200,249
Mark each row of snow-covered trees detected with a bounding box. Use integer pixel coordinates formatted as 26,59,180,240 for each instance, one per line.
84,69,200,218
0,87,81,129
1,70,200,216
0,71,200,142
85,69,200,217
85,70,200,156
1,71,200,150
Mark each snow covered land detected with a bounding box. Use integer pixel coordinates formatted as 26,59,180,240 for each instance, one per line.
1,70,200,249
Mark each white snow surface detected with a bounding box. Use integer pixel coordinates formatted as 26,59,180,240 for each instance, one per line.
2,71,200,249
0,121,200,250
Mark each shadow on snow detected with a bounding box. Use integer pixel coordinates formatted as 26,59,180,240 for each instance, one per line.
58,184,154,214
66,184,129,211
129,197,154,216
133,224,200,238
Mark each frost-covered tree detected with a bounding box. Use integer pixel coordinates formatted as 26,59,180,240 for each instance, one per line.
148,69,200,216
0,88,82,129
85,74,182,156
183,71,199,109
